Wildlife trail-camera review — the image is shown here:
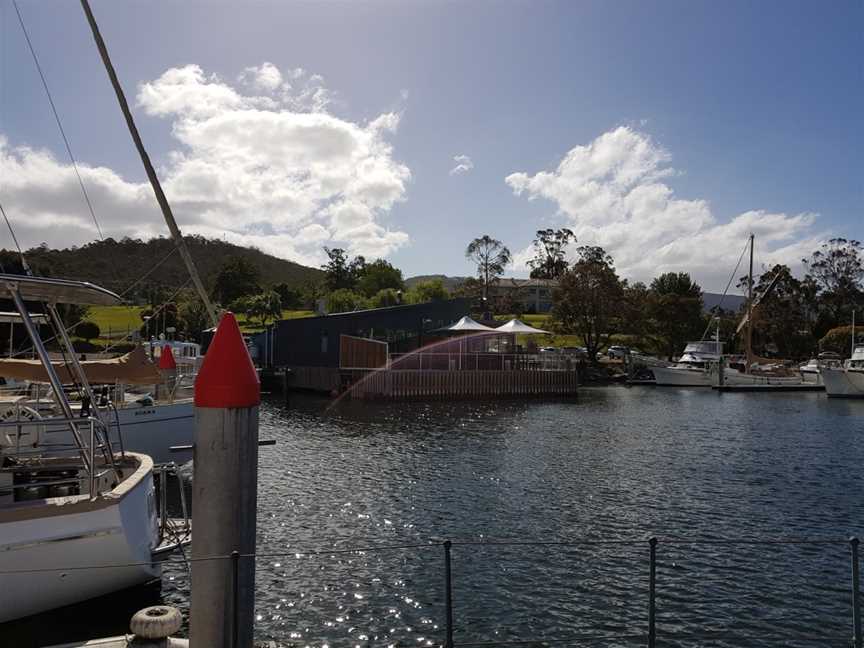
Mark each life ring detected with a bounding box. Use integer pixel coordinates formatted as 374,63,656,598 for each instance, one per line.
0,405,43,449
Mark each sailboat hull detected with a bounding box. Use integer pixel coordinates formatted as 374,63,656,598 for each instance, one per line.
36,400,194,465
0,453,160,622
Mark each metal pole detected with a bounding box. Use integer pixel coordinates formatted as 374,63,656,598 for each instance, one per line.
232,550,240,648
7,285,92,472
159,464,168,542
46,304,118,476
648,537,657,648
444,540,454,648
89,418,96,498
78,0,219,328
852,537,862,648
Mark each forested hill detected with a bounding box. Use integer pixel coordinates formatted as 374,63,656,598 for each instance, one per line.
0,236,323,302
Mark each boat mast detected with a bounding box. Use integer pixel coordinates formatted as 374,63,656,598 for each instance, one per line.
79,0,219,328
853,309,857,357
745,233,754,374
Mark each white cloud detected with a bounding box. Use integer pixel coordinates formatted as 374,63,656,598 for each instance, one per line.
449,154,474,176
1,63,410,267
506,126,824,290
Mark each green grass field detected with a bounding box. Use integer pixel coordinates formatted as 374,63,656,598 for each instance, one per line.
86,306,147,337
88,305,316,336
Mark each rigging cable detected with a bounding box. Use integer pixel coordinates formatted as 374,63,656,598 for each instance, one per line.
12,0,107,244
0,197,31,275
699,237,750,341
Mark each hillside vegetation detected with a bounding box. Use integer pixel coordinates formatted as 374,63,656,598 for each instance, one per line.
0,236,323,303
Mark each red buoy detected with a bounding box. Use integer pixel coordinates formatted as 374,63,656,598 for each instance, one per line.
158,344,177,370
194,312,260,408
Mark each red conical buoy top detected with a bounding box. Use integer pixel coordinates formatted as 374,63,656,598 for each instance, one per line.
158,344,177,370
194,312,260,408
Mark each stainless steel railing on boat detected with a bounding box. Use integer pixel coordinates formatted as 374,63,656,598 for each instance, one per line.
0,415,120,499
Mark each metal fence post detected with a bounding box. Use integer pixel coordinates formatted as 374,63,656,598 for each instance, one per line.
648,537,657,648
852,537,862,648
232,550,240,648
444,540,454,648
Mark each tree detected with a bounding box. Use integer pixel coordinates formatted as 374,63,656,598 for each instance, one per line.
272,282,302,310
748,264,813,358
326,289,369,314
819,325,862,356
76,320,100,342
321,247,366,292
527,228,575,280
549,246,626,362
177,295,211,341
211,256,261,306
803,238,864,328
622,281,652,348
370,288,402,308
357,259,404,297
647,272,705,360
405,279,448,304
465,235,511,300
453,276,483,299
244,290,283,329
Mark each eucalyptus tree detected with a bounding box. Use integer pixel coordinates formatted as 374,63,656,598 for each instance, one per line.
550,246,626,362
648,272,705,360
465,235,511,300
527,228,575,280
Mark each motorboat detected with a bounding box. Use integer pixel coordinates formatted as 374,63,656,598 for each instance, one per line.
652,341,722,386
798,352,841,384
0,273,165,622
821,344,864,398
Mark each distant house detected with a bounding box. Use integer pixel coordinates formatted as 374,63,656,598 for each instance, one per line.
490,278,557,314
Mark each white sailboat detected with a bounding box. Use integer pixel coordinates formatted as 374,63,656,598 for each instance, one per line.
655,234,814,389
0,274,162,622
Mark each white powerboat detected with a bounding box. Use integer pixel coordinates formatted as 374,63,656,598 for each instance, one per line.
652,341,722,386
0,274,163,622
822,344,864,398
798,352,841,384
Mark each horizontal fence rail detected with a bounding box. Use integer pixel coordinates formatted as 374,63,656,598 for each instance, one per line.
2,536,860,647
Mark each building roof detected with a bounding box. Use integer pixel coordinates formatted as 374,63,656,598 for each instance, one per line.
433,316,496,333
495,318,550,334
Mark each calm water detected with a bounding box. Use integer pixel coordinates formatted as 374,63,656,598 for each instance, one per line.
13,387,864,646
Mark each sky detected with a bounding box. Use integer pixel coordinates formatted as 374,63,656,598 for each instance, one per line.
0,0,861,291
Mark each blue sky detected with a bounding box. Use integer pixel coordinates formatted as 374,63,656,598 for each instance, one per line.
0,0,860,290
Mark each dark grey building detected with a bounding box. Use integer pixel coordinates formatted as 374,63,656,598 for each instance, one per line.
254,298,469,374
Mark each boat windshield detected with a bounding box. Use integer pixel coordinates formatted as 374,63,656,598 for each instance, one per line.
850,345,864,368
681,341,723,356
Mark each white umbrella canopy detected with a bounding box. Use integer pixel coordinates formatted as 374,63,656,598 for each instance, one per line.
495,318,550,335
432,316,497,333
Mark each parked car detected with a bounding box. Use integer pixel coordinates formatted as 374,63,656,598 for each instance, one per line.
607,345,629,359
562,346,588,357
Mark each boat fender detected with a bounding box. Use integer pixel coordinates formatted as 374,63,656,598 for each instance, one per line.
130,605,183,639
0,405,43,448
